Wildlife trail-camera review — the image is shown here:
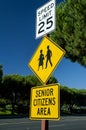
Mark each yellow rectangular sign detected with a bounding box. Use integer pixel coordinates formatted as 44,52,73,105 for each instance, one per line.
30,84,60,120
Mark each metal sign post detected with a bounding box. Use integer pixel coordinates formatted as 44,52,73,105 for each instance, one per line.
41,83,48,130
41,120,48,130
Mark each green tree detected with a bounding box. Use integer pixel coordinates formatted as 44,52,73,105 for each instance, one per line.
50,0,86,66
77,89,86,106
2,74,25,114
0,65,3,97
60,86,73,106
0,65,3,84
47,76,58,84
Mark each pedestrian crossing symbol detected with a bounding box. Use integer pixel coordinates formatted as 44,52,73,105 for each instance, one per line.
28,36,65,84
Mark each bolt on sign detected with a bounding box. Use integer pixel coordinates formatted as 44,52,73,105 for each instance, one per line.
36,0,56,39
30,84,60,120
28,36,65,84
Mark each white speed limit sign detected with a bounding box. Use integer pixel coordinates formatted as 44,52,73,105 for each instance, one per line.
36,0,56,39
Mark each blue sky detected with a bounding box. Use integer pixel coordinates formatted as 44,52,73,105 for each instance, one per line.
0,0,86,89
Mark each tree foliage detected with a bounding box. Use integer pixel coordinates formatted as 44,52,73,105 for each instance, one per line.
1,74,58,100
50,0,86,66
0,70,86,114
0,65,86,114
60,86,86,107
0,64,3,83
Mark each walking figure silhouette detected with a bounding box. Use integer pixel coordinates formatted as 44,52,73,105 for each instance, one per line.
38,49,44,71
45,45,53,69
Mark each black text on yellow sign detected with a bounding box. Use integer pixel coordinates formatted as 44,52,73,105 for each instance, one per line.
28,36,65,84
30,84,60,120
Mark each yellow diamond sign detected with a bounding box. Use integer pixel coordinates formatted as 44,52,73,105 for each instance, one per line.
28,36,65,84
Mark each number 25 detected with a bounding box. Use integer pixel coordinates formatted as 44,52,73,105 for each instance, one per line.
38,17,53,34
